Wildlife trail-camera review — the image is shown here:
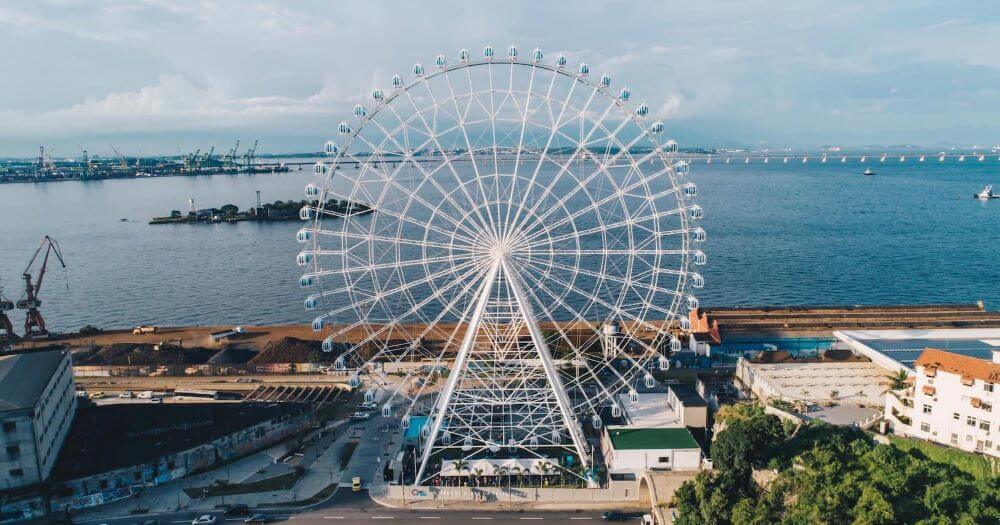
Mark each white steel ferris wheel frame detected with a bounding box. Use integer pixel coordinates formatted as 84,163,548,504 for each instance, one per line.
297,45,706,487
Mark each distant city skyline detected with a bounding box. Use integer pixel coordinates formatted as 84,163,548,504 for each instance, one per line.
0,0,998,156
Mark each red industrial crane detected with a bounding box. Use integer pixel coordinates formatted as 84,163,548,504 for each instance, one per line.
16,236,67,338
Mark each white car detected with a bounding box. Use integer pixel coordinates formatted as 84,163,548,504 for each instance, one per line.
192,515,217,525
137,390,154,399
349,412,372,421
118,391,134,399
357,402,378,411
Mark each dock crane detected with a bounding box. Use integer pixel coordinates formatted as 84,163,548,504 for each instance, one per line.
224,140,240,171
16,236,67,338
242,140,258,172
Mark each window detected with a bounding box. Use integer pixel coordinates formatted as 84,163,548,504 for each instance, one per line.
987,441,994,450
923,404,932,414
951,433,959,445
953,412,960,420
984,403,993,413
920,423,931,432
966,435,973,442
986,383,995,393
5,445,19,459
1,421,15,433
9,469,22,477
657,457,671,463
980,421,990,432
967,416,977,427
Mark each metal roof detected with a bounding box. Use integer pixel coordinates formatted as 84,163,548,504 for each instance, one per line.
835,328,1000,370
0,349,67,412
606,427,699,451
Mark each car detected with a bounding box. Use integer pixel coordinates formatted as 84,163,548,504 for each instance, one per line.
224,505,250,516
357,401,378,410
75,390,88,398
191,516,216,525
352,477,362,492
137,390,154,399
244,514,270,524
119,391,134,399
132,325,158,334
150,397,162,404
349,412,371,421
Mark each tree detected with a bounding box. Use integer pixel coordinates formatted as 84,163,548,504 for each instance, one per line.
853,486,894,525
884,369,909,392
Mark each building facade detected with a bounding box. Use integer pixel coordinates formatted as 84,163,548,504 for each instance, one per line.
0,349,77,491
884,348,999,458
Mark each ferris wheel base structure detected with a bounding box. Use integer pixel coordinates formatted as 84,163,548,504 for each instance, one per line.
297,45,706,488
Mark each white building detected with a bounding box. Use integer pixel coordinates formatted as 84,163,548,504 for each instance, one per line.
0,349,77,490
884,348,999,458
601,427,702,473
601,389,706,476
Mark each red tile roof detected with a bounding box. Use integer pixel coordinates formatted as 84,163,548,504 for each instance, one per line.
914,348,1000,384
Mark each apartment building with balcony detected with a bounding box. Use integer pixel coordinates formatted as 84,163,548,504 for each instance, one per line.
884,347,999,458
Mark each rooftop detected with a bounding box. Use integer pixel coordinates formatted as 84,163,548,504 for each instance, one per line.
53,402,310,480
915,348,1000,383
0,349,67,412
835,328,1000,370
698,303,1000,334
742,360,892,405
617,392,681,429
606,427,699,451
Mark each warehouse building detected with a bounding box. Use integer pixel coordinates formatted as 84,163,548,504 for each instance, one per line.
0,349,76,491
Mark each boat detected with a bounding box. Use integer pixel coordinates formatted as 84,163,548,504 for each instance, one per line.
974,185,996,199
863,168,875,176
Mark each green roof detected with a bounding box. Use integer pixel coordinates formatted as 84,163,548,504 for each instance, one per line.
607,427,699,451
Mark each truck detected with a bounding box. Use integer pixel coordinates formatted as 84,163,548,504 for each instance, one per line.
133,325,158,334
209,326,247,342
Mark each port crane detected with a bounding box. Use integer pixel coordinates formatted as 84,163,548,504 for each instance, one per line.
16,236,67,338
242,140,258,172
224,140,241,171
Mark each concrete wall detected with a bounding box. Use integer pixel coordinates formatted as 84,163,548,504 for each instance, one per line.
387,484,640,503
608,448,701,472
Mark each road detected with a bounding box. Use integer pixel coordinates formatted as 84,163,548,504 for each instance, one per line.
73,490,616,525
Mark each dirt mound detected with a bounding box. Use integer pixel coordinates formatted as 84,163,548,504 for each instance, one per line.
250,337,322,364
72,343,215,366
207,345,259,365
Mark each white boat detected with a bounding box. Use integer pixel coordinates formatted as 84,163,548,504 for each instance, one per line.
974,185,996,199
863,168,875,176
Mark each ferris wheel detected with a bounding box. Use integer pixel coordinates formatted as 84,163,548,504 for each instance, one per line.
297,45,706,486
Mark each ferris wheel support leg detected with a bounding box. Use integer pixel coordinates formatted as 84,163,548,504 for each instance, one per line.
413,260,500,486
501,258,595,486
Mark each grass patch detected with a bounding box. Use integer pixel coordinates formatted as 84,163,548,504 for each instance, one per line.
184,469,305,498
889,435,996,480
265,483,339,507
340,441,358,470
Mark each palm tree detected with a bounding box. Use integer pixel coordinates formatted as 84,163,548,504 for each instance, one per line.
511,465,524,487
491,464,503,486
884,369,909,392
452,459,469,486
472,467,484,487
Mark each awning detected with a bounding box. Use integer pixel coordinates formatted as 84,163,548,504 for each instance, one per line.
439,458,555,477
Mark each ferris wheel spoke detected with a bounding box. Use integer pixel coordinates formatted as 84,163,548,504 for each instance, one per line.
518,162,671,246
350,129,488,241
508,79,603,234
403,84,500,237
530,205,687,248
515,266,660,397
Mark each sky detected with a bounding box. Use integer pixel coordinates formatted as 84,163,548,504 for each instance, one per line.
0,0,998,157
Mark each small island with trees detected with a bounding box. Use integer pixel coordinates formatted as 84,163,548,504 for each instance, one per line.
149,198,373,224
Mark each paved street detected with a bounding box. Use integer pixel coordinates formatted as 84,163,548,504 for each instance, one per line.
72,489,615,524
